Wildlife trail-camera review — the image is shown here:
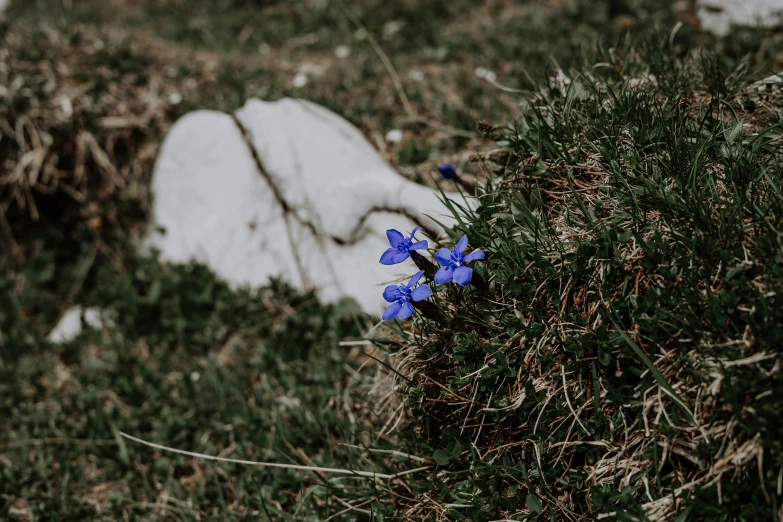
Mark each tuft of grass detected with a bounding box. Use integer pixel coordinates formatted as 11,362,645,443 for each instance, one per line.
389,36,783,521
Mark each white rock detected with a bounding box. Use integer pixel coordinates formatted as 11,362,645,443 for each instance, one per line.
385,129,403,143
292,73,308,89
147,98,463,314
474,66,497,83
335,45,351,59
474,66,490,79
408,70,424,82
752,72,783,93
698,0,783,37
48,307,108,343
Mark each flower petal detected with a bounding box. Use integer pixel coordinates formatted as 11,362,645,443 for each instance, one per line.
438,163,457,180
409,240,428,251
410,284,432,301
382,301,403,321
398,301,415,320
380,249,410,265
383,285,403,302
409,226,423,238
407,270,425,287
386,229,404,248
453,265,473,286
463,249,485,263
435,248,452,266
380,248,400,265
434,266,454,284
455,235,469,254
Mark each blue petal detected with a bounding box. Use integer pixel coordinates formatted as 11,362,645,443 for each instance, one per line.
410,284,432,301
393,251,411,263
382,301,403,320
407,270,425,287
398,301,415,320
455,235,469,254
380,248,400,265
386,229,404,248
435,248,452,266
434,266,453,284
380,249,410,265
453,266,473,286
383,285,403,302
409,226,423,238
438,163,457,180
463,249,485,263
409,240,428,251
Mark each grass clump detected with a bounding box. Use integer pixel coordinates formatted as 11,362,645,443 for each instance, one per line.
390,38,783,521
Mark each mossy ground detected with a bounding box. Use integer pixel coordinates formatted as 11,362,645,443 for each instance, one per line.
3,0,783,520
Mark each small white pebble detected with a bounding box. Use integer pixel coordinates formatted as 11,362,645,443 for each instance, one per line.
292,73,308,89
168,92,183,105
190,371,200,382
474,66,497,83
385,129,403,143
383,20,403,37
258,42,271,55
408,70,424,82
59,95,73,116
335,45,350,59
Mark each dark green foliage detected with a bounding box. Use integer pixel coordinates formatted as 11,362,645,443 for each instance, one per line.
395,42,783,521
1,249,415,520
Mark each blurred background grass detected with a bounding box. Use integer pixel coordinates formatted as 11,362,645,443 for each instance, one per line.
3,0,783,520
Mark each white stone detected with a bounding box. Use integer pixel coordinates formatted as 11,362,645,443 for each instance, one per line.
48,307,108,343
408,70,424,82
698,0,783,37
385,129,403,143
292,73,308,89
474,66,497,83
753,72,783,93
147,98,463,315
335,45,351,59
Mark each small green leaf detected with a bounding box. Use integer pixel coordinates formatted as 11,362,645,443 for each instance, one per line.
433,449,451,466
110,424,129,466
725,120,743,144
526,493,542,514
450,441,463,459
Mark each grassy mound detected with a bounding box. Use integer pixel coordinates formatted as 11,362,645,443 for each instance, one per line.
391,40,783,521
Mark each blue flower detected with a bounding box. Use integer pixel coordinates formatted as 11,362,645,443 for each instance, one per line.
438,163,458,180
438,162,474,191
379,227,428,265
382,271,433,320
434,235,485,286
